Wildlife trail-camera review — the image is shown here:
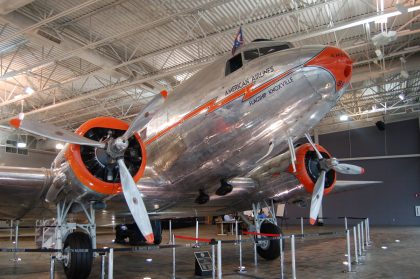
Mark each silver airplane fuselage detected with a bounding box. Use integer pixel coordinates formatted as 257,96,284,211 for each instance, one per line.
0,41,353,220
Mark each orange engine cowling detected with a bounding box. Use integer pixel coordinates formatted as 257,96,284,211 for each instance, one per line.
64,117,147,195
288,143,336,195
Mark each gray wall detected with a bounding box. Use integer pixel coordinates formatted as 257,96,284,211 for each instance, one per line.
285,119,420,226
0,147,55,168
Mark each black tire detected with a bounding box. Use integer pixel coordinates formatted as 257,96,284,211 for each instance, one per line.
256,222,284,260
152,220,162,245
63,232,93,279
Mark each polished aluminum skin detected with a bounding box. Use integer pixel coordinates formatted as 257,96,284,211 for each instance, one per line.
0,41,352,221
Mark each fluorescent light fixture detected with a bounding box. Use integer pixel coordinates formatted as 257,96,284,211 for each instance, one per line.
400,70,409,79
395,239,400,243
398,93,405,100
17,142,26,148
55,143,64,150
24,87,34,95
375,49,383,59
146,258,153,262
381,246,388,250
340,115,349,121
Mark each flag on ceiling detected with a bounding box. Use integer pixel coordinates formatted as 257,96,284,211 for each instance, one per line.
231,26,244,55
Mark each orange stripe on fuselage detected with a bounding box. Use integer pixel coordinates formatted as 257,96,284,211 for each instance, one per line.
144,69,296,145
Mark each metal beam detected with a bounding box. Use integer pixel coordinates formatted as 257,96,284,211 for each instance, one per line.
0,0,101,44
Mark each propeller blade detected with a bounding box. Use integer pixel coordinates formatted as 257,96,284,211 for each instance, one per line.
117,159,154,244
304,133,323,159
309,170,326,225
332,163,365,175
121,90,167,140
9,117,105,148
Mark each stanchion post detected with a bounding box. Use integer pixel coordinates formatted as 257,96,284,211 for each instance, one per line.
235,220,238,243
280,235,284,279
217,240,222,279
367,218,371,244
365,219,369,246
9,220,13,241
353,226,359,264
195,219,199,245
211,243,215,279
291,234,296,279
172,234,176,279
357,224,362,257
237,235,245,272
253,240,258,266
107,248,113,279
344,217,348,230
100,253,106,279
345,229,352,272
168,219,172,244
50,255,55,279
300,217,304,235
361,222,365,252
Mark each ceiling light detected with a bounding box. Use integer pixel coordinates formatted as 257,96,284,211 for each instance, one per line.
340,115,349,121
395,239,400,243
381,246,388,250
55,143,64,150
400,70,409,79
146,258,153,262
24,87,34,95
17,142,26,148
375,49,383,59
372,104,377,111
398,93,405,100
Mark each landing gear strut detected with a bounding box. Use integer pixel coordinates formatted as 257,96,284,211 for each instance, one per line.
54,200,96,279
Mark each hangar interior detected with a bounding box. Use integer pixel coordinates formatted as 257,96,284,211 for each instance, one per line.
0,0,419,278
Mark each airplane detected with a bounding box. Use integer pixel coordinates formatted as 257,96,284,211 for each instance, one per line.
0,39,367,278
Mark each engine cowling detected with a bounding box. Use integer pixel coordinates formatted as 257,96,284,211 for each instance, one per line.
64,117,147,195
288,143,336,195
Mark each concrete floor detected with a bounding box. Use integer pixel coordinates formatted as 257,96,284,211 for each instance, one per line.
0,224,418,278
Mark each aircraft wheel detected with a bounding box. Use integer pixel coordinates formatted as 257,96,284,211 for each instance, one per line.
256,222,284,260
63,231,93,279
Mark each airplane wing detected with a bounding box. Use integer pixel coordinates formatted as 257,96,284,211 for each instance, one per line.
0,166,53,219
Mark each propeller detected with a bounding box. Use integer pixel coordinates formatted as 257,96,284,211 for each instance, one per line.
304,133,364,225
9,117,105,148
117,159,154,244
120,90,167,140
9,91,169,244
309,170,325,225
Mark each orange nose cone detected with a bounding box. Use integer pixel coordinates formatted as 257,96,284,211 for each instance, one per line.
145,233,154,244
305,46,353,91
310,218,317,225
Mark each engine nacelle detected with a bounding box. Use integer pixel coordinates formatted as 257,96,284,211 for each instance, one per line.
64,117,147,196
288,143,336,195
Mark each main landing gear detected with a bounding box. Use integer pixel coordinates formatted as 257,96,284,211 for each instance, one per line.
242,201,284,260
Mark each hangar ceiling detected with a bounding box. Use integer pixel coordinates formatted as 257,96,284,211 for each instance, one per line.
0,0,419,145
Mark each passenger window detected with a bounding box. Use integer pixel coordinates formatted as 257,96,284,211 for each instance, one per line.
225,54,243,76
244,49,260,61
259,44,290,56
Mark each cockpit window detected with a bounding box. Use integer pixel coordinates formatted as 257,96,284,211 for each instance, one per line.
243,44,290,62
244,49,259,61
225,53,243,76
259,44,290,56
